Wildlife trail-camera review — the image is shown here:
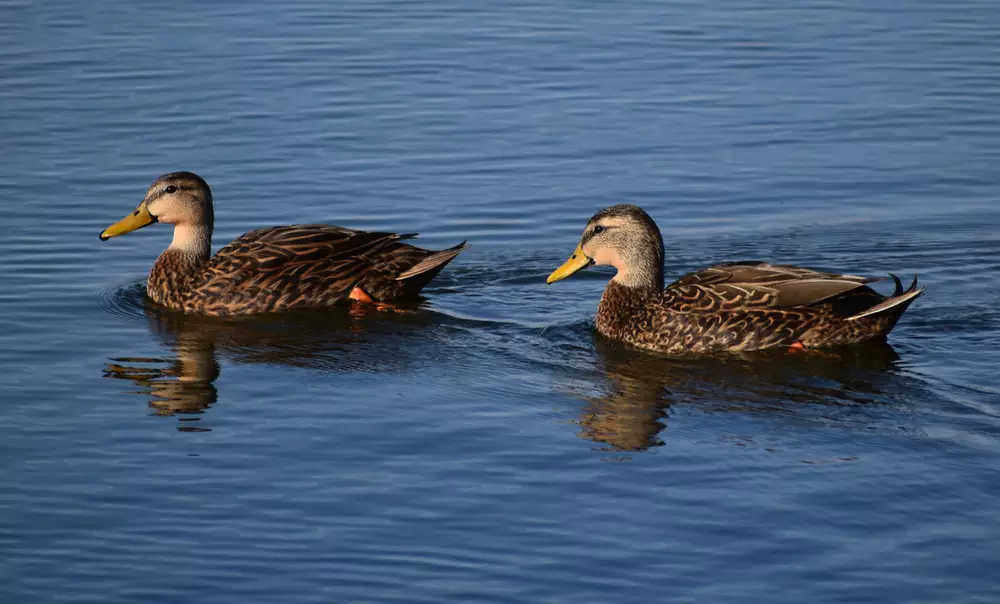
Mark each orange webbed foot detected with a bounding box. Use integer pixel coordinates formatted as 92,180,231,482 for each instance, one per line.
348,287,413,315
349,286,375,303
786,341,838,357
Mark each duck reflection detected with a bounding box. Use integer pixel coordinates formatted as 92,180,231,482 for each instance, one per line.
104,341,220,421
103,297,441,429
576,335,904,452
105,289,913,442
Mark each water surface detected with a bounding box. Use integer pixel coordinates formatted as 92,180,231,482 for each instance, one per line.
3,0,1000,602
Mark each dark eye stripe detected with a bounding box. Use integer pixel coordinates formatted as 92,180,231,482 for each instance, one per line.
150,184,193,200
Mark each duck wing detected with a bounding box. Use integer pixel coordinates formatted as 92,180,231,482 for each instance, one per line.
661,261,883,313
187,224,414,315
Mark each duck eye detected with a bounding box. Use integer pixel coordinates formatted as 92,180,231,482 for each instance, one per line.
593,226,605,234
165,185,177,194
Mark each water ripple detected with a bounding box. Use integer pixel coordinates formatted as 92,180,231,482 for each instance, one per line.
3,0,1000,602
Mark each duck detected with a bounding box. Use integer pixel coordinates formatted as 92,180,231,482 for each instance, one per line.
546,204,923,354
100,171,468,316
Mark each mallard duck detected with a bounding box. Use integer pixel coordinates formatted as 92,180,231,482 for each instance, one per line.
100,172,468,316
546,204,923,354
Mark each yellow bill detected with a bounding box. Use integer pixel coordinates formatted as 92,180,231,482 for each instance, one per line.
546,242,592,284
100,204,156,241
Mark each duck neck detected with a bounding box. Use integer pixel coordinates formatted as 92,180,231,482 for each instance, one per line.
147,224,212,310
168,223,212,262
610,249,664,291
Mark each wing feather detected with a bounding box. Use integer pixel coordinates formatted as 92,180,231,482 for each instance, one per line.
662,262,880,313
186,225,411,311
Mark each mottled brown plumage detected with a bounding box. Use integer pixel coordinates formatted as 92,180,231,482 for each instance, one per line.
547,204,924,355
101,172,468,316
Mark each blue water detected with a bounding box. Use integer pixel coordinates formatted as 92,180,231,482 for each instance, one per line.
2,0,1000,602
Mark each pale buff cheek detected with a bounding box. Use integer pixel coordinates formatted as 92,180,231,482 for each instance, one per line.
146,200,170,223
591,247,629,280
148,198,197,226
153,206,189,225
591,247,618,267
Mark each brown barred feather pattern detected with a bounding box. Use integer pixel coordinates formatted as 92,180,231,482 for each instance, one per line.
596,261,923,354
145,224,467,316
